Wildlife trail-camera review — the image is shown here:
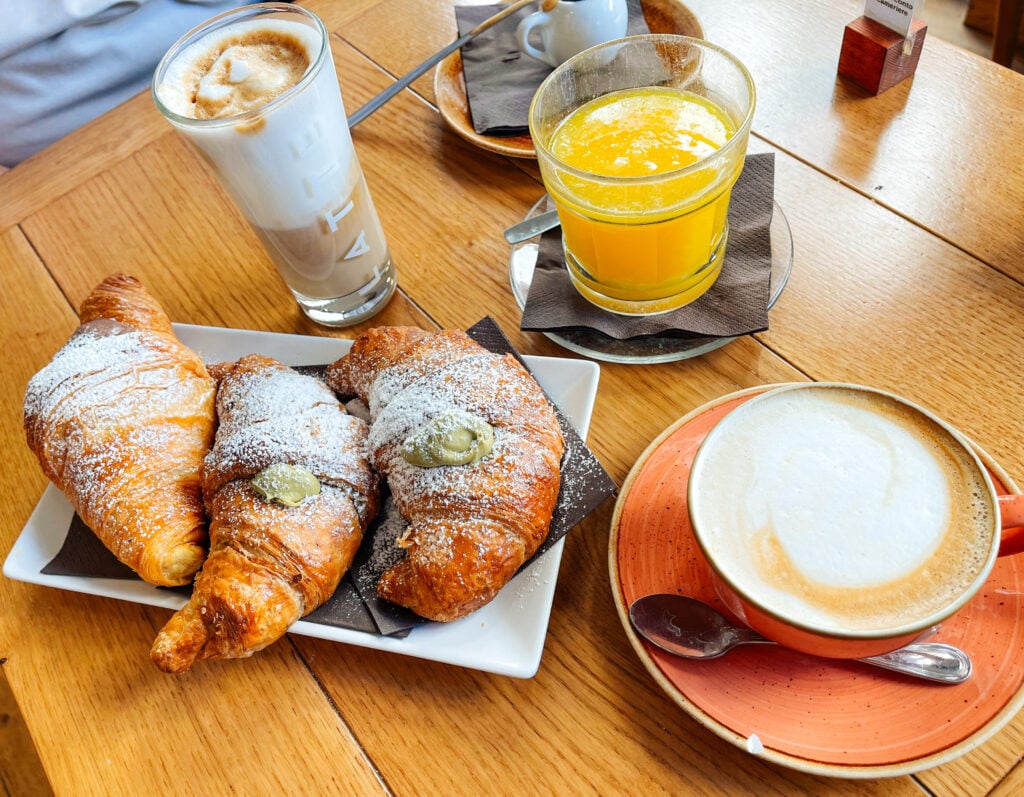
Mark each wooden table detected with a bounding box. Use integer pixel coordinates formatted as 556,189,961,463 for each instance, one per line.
2,0,1023,793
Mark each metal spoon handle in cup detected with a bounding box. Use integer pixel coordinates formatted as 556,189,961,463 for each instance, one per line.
628,594,973,685
347,0,557,128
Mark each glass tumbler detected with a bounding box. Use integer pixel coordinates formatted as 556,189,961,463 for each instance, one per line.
153,3,396,326
529,35,755,316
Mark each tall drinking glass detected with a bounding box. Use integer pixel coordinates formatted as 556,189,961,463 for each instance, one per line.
529,35,755,316
152,3,396,326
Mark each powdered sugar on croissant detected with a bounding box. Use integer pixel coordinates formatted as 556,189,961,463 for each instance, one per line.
24,274,215,586
327,327,564,622
151,355,379,672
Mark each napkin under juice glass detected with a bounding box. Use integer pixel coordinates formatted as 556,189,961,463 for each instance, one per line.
529,35,755,316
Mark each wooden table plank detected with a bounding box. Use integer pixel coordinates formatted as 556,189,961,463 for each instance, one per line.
0,93,167,236
3,1,1023,794
0,665,51,797
760,154,1024,483
330,0,465,109
0,224,396,796
992,758,1024,796
0,226,72,797
0,227,77,551
302,0,384,30
683,0,1024,280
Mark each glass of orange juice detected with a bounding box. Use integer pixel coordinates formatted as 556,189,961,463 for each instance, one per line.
529,35,756,316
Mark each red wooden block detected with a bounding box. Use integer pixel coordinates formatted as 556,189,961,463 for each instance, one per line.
838,15,928,94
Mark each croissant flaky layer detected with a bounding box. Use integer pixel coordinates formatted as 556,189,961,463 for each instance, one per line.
24,274,216,586
328,327,564,622
151,355,379,673
151,480,364,672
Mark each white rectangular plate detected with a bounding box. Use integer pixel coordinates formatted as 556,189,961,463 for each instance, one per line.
4,324,600,678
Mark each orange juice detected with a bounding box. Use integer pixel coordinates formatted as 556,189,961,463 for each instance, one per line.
546,86,743,314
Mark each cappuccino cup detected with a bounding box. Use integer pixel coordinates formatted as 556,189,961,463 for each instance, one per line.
515,0,628,67
687,383,1024,659
152,3,396,327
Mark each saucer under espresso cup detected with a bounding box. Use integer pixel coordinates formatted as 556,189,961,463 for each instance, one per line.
687,383,1024,659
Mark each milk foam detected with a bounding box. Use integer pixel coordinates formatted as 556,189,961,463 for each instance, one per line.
192,40,304,118
155,18,354,230
692,387,994,632
740,404,949,586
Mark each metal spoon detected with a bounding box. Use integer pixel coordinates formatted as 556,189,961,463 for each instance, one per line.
628,594,973,685
504,209,559,244
348,0,558,128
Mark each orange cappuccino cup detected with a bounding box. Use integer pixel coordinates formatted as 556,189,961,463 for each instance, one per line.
687,383,1024,659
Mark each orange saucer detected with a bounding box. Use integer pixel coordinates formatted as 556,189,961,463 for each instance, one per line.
609,385,1024,777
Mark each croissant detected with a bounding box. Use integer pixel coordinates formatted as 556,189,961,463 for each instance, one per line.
151,355,379,672
23,273,215,586
327,327,564,622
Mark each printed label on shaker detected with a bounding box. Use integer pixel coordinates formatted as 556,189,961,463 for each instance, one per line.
863,0,920,36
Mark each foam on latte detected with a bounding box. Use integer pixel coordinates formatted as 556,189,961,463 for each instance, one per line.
153,15,391,303
691,386,995,633
157,20,316,120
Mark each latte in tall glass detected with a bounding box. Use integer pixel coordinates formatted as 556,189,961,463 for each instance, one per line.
153,3,395,326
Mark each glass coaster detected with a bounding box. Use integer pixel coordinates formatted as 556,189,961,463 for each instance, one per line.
508,197,794,364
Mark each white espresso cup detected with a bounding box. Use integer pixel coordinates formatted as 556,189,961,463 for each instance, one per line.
515,0,629,67
687,383,1024,659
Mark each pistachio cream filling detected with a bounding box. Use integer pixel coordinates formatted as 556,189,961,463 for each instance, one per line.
401,410,494,468
251,463,321,506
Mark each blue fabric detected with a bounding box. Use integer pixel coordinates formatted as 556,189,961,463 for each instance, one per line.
0,0,266,166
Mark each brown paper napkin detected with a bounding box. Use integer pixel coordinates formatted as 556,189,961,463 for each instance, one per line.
456,0,651,136
40,318,616,638
520,152,776,340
